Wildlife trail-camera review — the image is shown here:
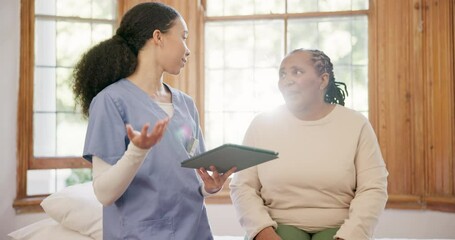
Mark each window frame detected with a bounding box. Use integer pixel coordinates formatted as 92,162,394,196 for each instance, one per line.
14,0,113,212
202,1,372,204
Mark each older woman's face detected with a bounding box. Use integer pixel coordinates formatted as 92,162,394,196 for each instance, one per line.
278,51,325,112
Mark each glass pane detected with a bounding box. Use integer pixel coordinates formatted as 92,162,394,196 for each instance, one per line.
318,19,352,65
287,19,319,51
351,16,368,65
319,0,351,12
206,0,224,16
27,168,92,195
27,169,56,195
225,22,254,68
204,112,224,150
56,67,76,112
223,69,255,111
224,0,254,16
35,19,57,67
92,23,115,44
56,0,92,18
288,0,368,13
253,0,285,14
205,23,225,69
34,113,56,157
56,21,92,67
92,0,116,20
287,0,318,13
34,67,56,112
35,0,56,16
352,66,368,111
254,20,285,68
56,113,88,156
64,169,93,187
253,68,284,111
205,69,224,112
353,0,369,10
223,112,257,144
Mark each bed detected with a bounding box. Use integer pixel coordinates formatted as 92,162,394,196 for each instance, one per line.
7,182,245,240
7,182,452,240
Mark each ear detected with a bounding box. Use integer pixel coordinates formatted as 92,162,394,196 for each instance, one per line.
152,29,163,46
320,73,330,90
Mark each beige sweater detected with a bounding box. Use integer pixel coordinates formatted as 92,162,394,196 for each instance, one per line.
230,105,388,240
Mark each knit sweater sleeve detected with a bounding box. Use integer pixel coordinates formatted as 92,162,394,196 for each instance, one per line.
335,121,389,240
230,117,277,240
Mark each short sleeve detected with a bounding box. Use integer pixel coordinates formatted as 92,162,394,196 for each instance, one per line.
83,92,127,164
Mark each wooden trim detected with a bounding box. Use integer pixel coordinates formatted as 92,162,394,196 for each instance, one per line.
13,196,46,214
16,0,34,200
368,0,379,133
205,10,369,22
29,157,91,169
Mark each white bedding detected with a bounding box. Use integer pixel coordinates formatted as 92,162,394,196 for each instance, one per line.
8,182,453,240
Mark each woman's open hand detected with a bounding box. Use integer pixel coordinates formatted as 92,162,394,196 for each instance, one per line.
197,165,237,194
126,118,170,150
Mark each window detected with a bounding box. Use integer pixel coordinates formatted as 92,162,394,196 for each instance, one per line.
15,0,117,210
204,0,369,150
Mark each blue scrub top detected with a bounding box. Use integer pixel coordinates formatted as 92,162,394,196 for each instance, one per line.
83,79,213,240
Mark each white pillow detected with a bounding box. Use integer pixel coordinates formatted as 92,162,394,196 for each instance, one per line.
8,218,93,240
40,182,102,240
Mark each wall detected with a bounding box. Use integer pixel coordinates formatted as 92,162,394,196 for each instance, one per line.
0,0,48,239
0,0,455,239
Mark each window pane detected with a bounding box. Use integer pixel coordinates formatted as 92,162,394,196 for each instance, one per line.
56,21,92,67
207,0,285,16
352,66,368,111
35,19,57,67
56,67,76,112
205,23,225,69
254,20,285,68
37,0,116,19
34,67,56,112
35,0,56,15
224,0,254,16
92,23,115,44
205,69,224,112
27,168,91,195
224,22,254,68
288,17,356,65
56,113,87,156
92,0,117,20
253,0,285,14
287,0,368,13
34,113,56,157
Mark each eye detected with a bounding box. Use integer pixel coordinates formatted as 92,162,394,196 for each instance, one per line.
294,69,303,75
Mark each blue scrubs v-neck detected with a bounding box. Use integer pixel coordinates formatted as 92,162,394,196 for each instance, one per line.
83,79,212,240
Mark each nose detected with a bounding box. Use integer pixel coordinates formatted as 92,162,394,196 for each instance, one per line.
281,76,295,86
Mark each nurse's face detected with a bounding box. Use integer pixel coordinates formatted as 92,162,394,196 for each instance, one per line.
278,51,326,112
159,17,190,75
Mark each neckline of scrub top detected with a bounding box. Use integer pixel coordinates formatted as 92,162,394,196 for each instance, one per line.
120,78,180,119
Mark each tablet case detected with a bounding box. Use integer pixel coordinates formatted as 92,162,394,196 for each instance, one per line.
181,144,279,173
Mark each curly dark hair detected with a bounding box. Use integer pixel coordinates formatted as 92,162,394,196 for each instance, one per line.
72,2,180,117
290,48,349,106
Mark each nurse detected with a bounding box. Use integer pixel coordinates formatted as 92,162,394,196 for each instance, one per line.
72,2,236,240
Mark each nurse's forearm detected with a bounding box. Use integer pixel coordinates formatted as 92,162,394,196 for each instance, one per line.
92,143,149,206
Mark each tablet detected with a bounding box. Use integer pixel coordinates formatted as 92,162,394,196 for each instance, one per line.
181,144,279,173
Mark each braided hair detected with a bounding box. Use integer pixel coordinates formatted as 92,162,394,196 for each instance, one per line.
72,2,180,117
290,49,348,106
